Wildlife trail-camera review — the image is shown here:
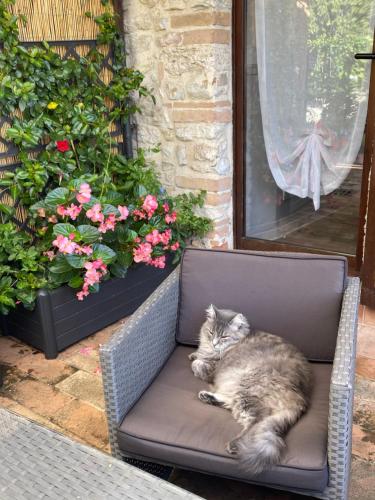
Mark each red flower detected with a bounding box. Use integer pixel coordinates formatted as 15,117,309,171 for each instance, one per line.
56,140,70,153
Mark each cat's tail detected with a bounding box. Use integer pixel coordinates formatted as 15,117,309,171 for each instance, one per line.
236,409,299,474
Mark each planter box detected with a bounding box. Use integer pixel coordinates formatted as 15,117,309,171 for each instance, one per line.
0,261,174,359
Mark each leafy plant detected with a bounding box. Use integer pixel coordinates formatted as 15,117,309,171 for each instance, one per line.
0,0,211,311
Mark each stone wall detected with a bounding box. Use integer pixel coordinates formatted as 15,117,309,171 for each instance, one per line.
122,0,233,249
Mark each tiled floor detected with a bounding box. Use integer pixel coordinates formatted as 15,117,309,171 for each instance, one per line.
0,308,374,499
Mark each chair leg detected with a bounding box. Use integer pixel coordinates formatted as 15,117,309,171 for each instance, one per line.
123,457,173,480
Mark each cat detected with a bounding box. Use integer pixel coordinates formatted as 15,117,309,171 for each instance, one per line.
189,304,312,474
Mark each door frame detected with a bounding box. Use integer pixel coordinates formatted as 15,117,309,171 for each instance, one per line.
233,0,374,278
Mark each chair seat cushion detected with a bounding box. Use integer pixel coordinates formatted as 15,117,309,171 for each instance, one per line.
118,346,330,493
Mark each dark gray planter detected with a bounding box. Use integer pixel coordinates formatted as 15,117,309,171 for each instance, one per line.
0,261,174,359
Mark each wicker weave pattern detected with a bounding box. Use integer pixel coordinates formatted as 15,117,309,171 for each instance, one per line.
0,408,200,499
100,267,180,458
101,268,360,500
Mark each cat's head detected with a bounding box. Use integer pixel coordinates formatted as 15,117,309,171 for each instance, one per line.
204,305,250,353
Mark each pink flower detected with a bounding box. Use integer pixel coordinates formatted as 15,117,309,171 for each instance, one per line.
52,234,77,254
145,229,161,246
65,204,82,221
132,209,146,220
77,289,89,301
165,211,177,224
159,229,172,246
98,214,117,233
86,203,104,223
48,215,58,224
57,205,67,217
162,202,169,213
117,205,129,221
76,183,91,204
142,195,158,218
79,246,93,256
170,241,180,251
43,250,55,261
37,208,46,218
150,256,166,269
133,242,153,263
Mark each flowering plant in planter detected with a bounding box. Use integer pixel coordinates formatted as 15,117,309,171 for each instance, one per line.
0,0,211,314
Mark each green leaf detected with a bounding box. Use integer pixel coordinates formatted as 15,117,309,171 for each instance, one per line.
68,275,84,289
105,191,123,205
92,243,116,264
53,223,76,238
136,184,148,197
110,263,128,278
138,224,152,237
65,254,86,269
77,225,99,244
48,256,72,274
116,251,133,267
45,187,69,207
102,204,119,216
0,203,14,216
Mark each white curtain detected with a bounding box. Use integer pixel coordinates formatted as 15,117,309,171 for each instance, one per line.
255,0,374,210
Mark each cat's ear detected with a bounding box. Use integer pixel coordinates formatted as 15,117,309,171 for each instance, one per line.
206,304,217,320
229,313,249,331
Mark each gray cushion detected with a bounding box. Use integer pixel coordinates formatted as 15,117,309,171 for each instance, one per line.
118,346,330,492
177,248,347,361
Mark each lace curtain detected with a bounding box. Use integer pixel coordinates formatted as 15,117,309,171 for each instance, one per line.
255,0,375,210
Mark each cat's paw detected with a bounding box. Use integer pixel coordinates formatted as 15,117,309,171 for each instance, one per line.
188,352,198,361
198,391,215,404
226,440,239,456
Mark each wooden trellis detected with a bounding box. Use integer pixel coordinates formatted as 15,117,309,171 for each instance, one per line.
0,0,130,229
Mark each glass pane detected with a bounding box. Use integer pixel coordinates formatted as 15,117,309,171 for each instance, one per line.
244,0,373,255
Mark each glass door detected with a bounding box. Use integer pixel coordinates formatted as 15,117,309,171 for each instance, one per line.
234,0,375,273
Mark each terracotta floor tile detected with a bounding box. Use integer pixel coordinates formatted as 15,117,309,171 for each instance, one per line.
0,364,28,392
349,457,375,500
52,399,108,450
356,357,375,381
65,349,101,375
9,379,74,420
355,376,375,403
363,306,375,326
15,352,75,384
353,399,375,463
0,336,36,365
357,325,375,360
55,341,97,361
358,304,365,324
88,319,128,348
56,370,104,409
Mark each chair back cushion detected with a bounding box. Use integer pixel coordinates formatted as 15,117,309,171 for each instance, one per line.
176,248,347,361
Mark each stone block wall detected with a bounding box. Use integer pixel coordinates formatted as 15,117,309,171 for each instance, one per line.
122,0,233,249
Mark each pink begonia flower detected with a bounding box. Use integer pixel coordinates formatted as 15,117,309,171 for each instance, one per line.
79,346,93,356
37,208,46,218
162,202,169,213
150,256,166,269
86,203,104,223
52,234,77,254
94,366,102,375
48,215,58,224
159,229,172,246
142,195,158,218
79,245,93,256
133,242,153,263
76,183,91,204
170,241,180,251
43,250,55,261
77,259,107,300
57,205,67,216
98,214,117,233
117,205,129,221
145,229,161,246
165,211,177,224
65,204,82,221
134,237,141,243
132,209,146,220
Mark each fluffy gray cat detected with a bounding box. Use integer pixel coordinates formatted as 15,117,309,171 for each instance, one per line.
189,305,312,474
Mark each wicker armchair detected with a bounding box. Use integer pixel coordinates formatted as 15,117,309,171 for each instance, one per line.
100,249,360,500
